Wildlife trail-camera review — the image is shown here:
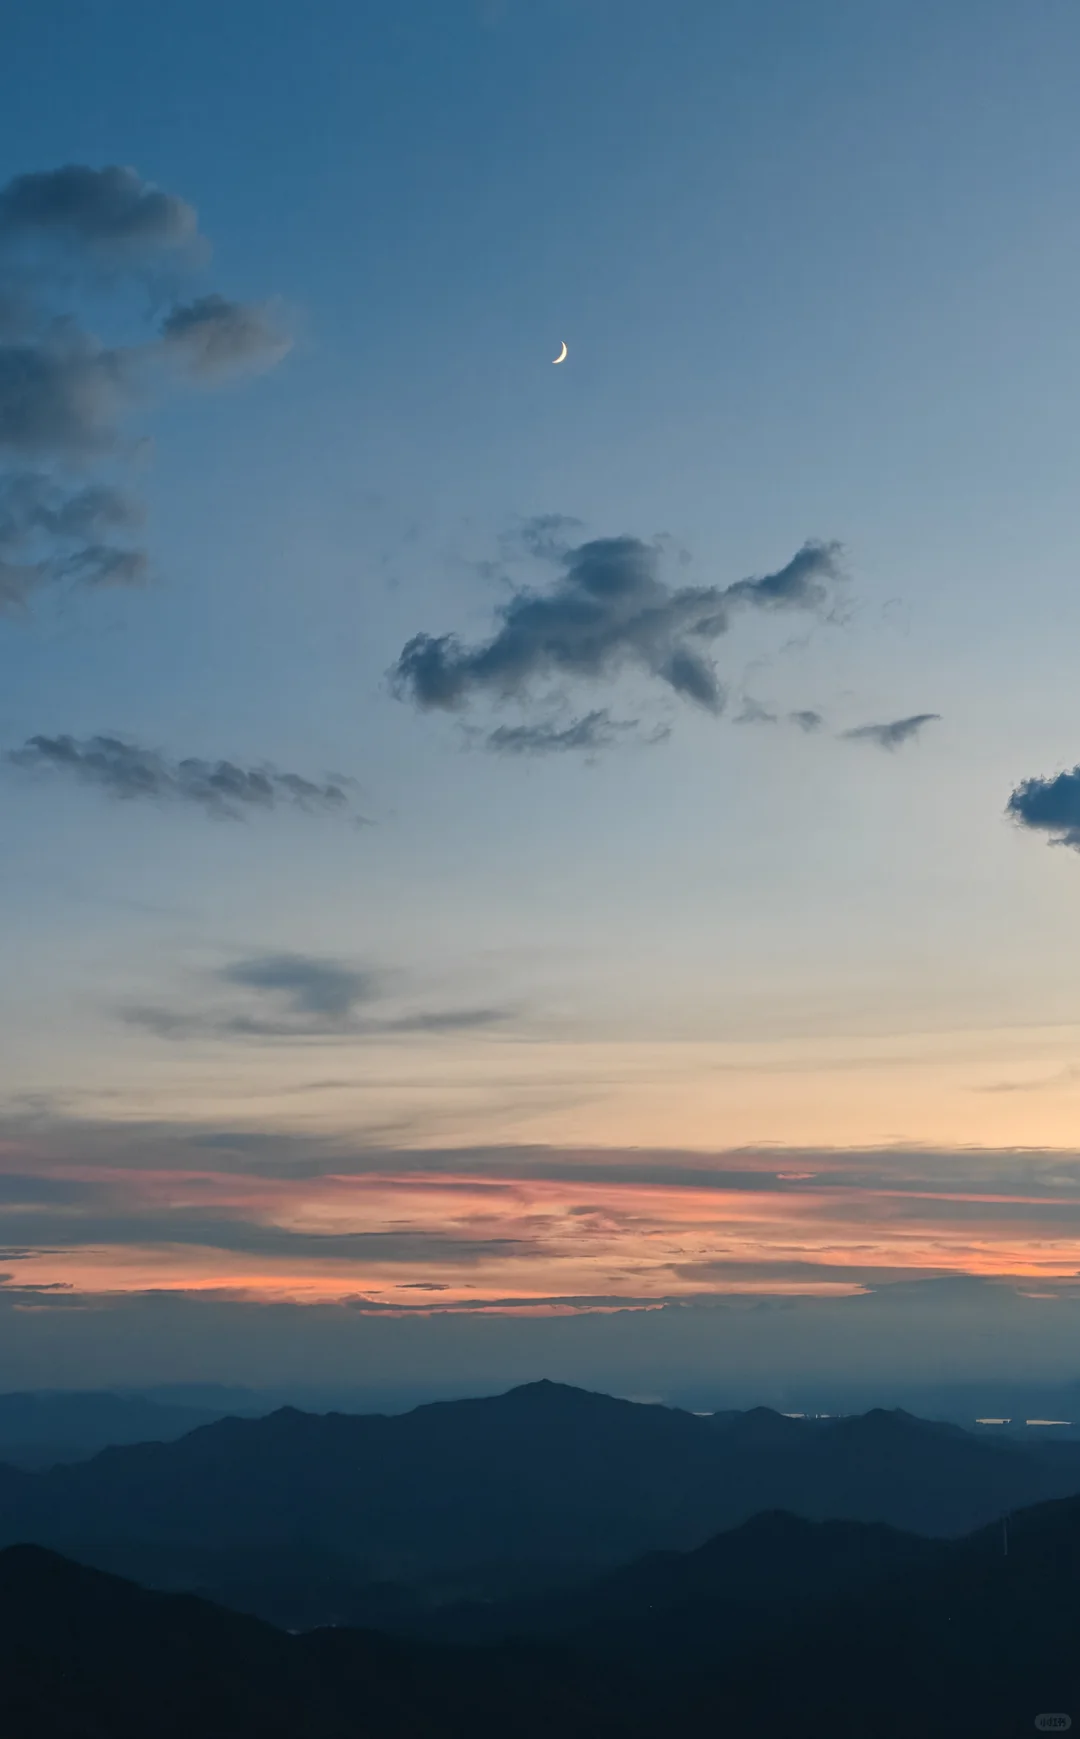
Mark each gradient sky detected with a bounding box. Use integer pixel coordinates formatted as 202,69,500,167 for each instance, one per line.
3,0,1080,1388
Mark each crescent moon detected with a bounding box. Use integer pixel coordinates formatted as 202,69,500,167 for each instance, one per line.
552,341,568,364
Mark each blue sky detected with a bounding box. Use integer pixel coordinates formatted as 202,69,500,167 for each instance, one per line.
3,0,1080,1385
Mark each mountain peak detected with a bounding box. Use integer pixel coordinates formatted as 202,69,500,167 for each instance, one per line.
475,1381,644,1414
710,1407,810,1446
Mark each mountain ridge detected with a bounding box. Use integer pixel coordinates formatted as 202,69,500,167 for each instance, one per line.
0,1378,1076,1626
3,1483,1080,1738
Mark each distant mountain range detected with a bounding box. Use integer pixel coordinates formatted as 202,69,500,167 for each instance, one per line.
2,1483,1080,1738
0,1389,246,1469
2,1379,1080,1627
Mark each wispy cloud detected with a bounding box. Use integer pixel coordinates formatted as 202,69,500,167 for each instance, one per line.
158,293,288,382
842,713,940,750
735,700,825,733
7,733,359,821
0,473,146,610
121,951,509,1042
503,512,585,562
483,709,652,757
1,1113,1080,1331
734,696,778,725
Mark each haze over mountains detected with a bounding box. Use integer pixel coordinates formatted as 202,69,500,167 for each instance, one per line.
0,1381,1075,1736
0,1390,248,1469
1,1379,1079,1637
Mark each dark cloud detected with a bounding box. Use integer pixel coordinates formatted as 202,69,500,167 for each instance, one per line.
1006,766,1080,851
842,712,940,750
485,709,644,757
160,294,290,381
0,164,288,620
0,1174,99,1207
121,951,509,1043
0,473,144,610
723,541,843,612
735,701,825,733
9,1110,1072,1201
8,734,355,819
222,955,375,1026
393,535,844,720
0,327,129,459
59,544,148,587
0,164,198,261
0,1206,522,1267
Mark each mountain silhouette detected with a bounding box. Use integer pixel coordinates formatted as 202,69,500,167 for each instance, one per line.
0,1543,624,1739
395,1508,944,1651
1,1380,1078,1622
3,1487,1080,1738
0,1389,233,1469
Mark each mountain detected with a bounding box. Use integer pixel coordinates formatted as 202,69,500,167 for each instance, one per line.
4,1492,1080,1738
679,1491,1080,1738
421,1494,1080,1733
0,1545,625,1739
0,1390,232,1469
394,1509,944,1651
0,1382,732,1586
2,1380,1079,1616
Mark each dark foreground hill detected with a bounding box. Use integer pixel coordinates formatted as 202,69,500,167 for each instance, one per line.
393,1508,946,1654
684,1491,1080,1738
5,1490,1080,1739
2,1380,1079,1616
0,1544,624,1739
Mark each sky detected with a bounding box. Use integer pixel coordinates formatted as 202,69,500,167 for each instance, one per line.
3,0,1080,1391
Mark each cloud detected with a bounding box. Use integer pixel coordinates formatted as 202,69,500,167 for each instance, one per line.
222,955,375,1027
0,473,145,610
0,163,289,617
159,294,291,381
7,734,356,819
0,326,130,459
1006,766,1080,851
5,1111,1080,1391
734,697,778,725
121,951,509,1042
0,1208,521,1268
842,713,940,750
0,164,198,263
509,513,585,562
484,709,647,757
393,535,844,720
735,701,825,733
723,541,843,612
